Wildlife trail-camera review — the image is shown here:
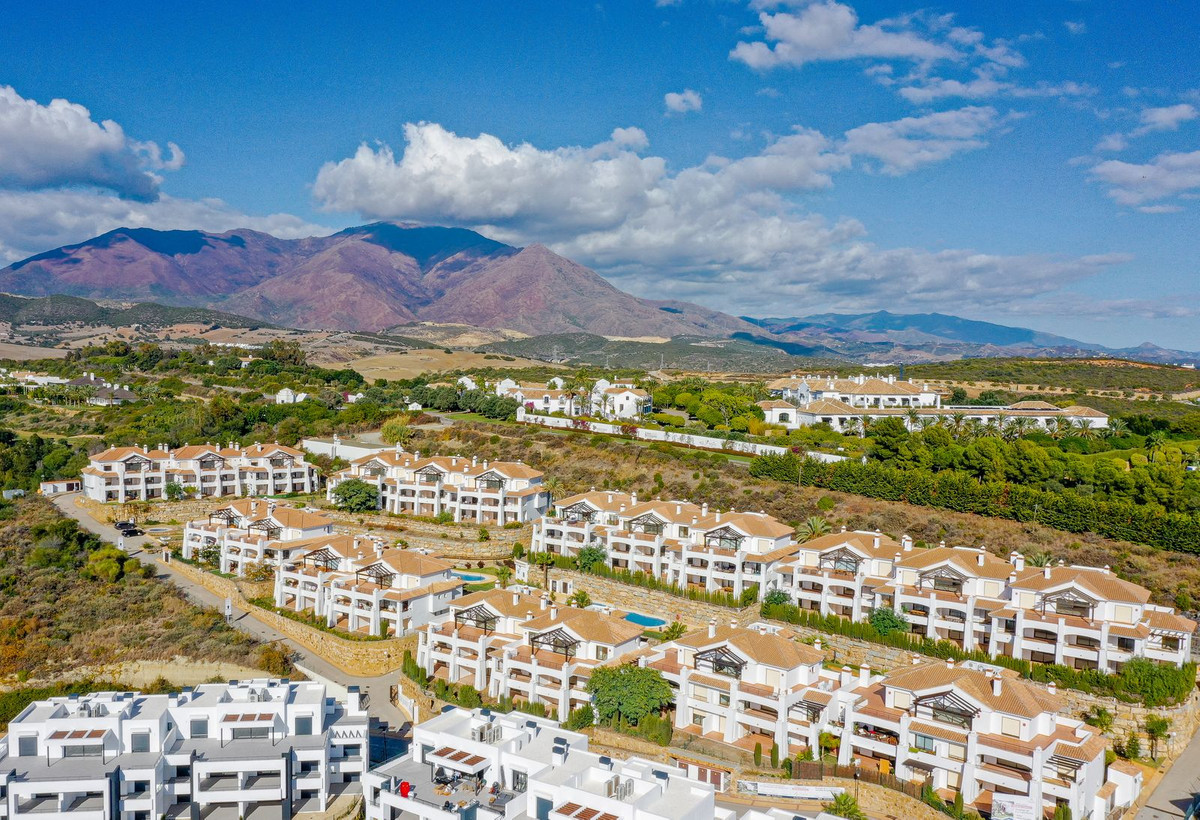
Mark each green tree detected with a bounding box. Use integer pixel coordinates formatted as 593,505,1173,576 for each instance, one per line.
1145,715,1171,759
564,704,595,730
576,544,607,573
799,516,831,540
567,590,592,609
380,416,414,447
1085,707,1114,735
165,482,185,501
764,589,792,607
1053,803,1072,820
754,742,763,767
1123,731,1141,760
661,621,688,641
824,792,867,820
332,479,379,512
495,565,512,589
529,551,556,590
868,607,909,636
585,665,672,726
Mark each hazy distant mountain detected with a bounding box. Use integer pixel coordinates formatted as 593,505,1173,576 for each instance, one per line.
743,311,1200,365
0,223,758,336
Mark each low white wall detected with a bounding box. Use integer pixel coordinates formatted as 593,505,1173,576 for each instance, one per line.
516,409,848,463
302,437,384,462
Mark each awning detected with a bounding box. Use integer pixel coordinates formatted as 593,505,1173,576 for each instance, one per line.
431,746,489,774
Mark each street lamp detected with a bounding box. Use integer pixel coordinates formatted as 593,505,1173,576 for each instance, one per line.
854,764,861,801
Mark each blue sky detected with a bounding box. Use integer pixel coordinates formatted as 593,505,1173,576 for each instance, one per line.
1,1,1197,349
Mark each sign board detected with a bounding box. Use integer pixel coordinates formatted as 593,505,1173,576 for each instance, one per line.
224,597,233,622
993,795,1039,820
740,781,844,800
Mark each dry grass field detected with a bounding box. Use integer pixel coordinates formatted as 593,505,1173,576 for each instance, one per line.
349,349,563,380
0,342,68,360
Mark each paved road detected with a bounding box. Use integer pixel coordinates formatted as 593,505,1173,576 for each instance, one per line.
1138,726,1200,820
51,493,412,740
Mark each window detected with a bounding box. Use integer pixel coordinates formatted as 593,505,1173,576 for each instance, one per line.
17,736,36,757
1116,637,1136,652
63,744,102,757
131,781,150,794
691,713,705,726
512,770,528,793
131,733,150,753
678,526,689,537
190,719,208,738
719,694,730,706
231,727,269,740
295,716,313,736
913,734,936,753
595,647,609,662
1163,636,1181,651
1001,717,1022,737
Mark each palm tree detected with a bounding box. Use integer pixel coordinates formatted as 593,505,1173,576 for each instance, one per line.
798,516,831,540
1008,416,1032,440
1107,418,1129,437
947,412,968,440
543,476,563,501
530,551,556,590
1147,430,1169,461
841,417,861,437
1050,417,1074,440
1026,551,1054,567
495,565,512,589
904,407,920,431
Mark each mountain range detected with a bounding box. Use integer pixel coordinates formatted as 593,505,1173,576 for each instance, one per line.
1,223,1196,365
0,223,751,338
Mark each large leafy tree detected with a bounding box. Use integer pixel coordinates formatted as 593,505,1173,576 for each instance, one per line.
586,665,673,726
332,479,379,512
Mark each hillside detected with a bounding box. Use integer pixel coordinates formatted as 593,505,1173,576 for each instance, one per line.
0,293,271,329
0,223,759,337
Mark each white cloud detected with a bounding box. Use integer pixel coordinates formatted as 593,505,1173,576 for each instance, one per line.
0,85,182,201
730,1,958,69
313,121,1124,317
0,189,330,263
1063,21,1086,35
842,106,1003,174
664,89,703,114
1090,150,1200,207
1094,133,1128,152
1130,103,1198,136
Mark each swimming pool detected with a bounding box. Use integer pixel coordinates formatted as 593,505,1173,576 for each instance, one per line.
624,612,667,628
452,571,486,582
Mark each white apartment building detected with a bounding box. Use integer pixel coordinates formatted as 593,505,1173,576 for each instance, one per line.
644,621,846,757
770,531,1196,671
326,448,550,525
758,397,1109,434
531,491,798,601
767,374,943,409
843,660,1113,820
181,498,334,576
81,442,318,503
418,588,644,719
364,707,734,820
0,679,369,820
275,535,463,637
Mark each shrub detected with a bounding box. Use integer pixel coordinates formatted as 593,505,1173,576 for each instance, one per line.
565,704,594,730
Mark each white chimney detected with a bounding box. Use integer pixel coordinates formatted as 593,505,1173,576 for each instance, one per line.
946,658,954,669
814,638,822,652
708,619,717,639
729,619,737,630
977,552,985,566
1043,565,1051,579
1011,551,1025,572
540,595,548,611
840,666,853,687
873,530,881,549
912,657,921,665
701,503,709,516
1048,681,1057,695
992,677,1002,696
512,591,520,606
550,605,558,621
859,665,870,686
758,623,768,635
630,492,638,505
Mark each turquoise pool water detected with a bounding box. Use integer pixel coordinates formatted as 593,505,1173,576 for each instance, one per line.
452,571,486,582
624,612,667,628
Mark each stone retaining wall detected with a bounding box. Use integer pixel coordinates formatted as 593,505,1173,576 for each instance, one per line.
167,558,409,677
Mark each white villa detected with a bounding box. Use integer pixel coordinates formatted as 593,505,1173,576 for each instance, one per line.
0,679,369,820
768,374,943,409
326,447,550,525
494,378,652,421
181,498,334,576
81,442,319,503
364,707,735,820
274,535,463,637
417,588,644,720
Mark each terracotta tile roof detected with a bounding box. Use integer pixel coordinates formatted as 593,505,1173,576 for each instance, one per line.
92,446,168,462
1053,733,1107,762
798,530,902,556
450,588,544,618
674,626,822,668
898,546,1014,580
1146,609,1198,633
1061,405,1107,418
883,662,1063,719
465,461,543,480
757,399,798,410
1108,760,1142,777
910,720,969,743
695,510,793,539
1008,400,1062,410
555,490,634,513
622,499,705,523
375,548,453,577
1012,566,1151,604
802,398,859,415
522,608,644,646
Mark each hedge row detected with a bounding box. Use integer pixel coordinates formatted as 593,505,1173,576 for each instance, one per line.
750,453,1200,554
